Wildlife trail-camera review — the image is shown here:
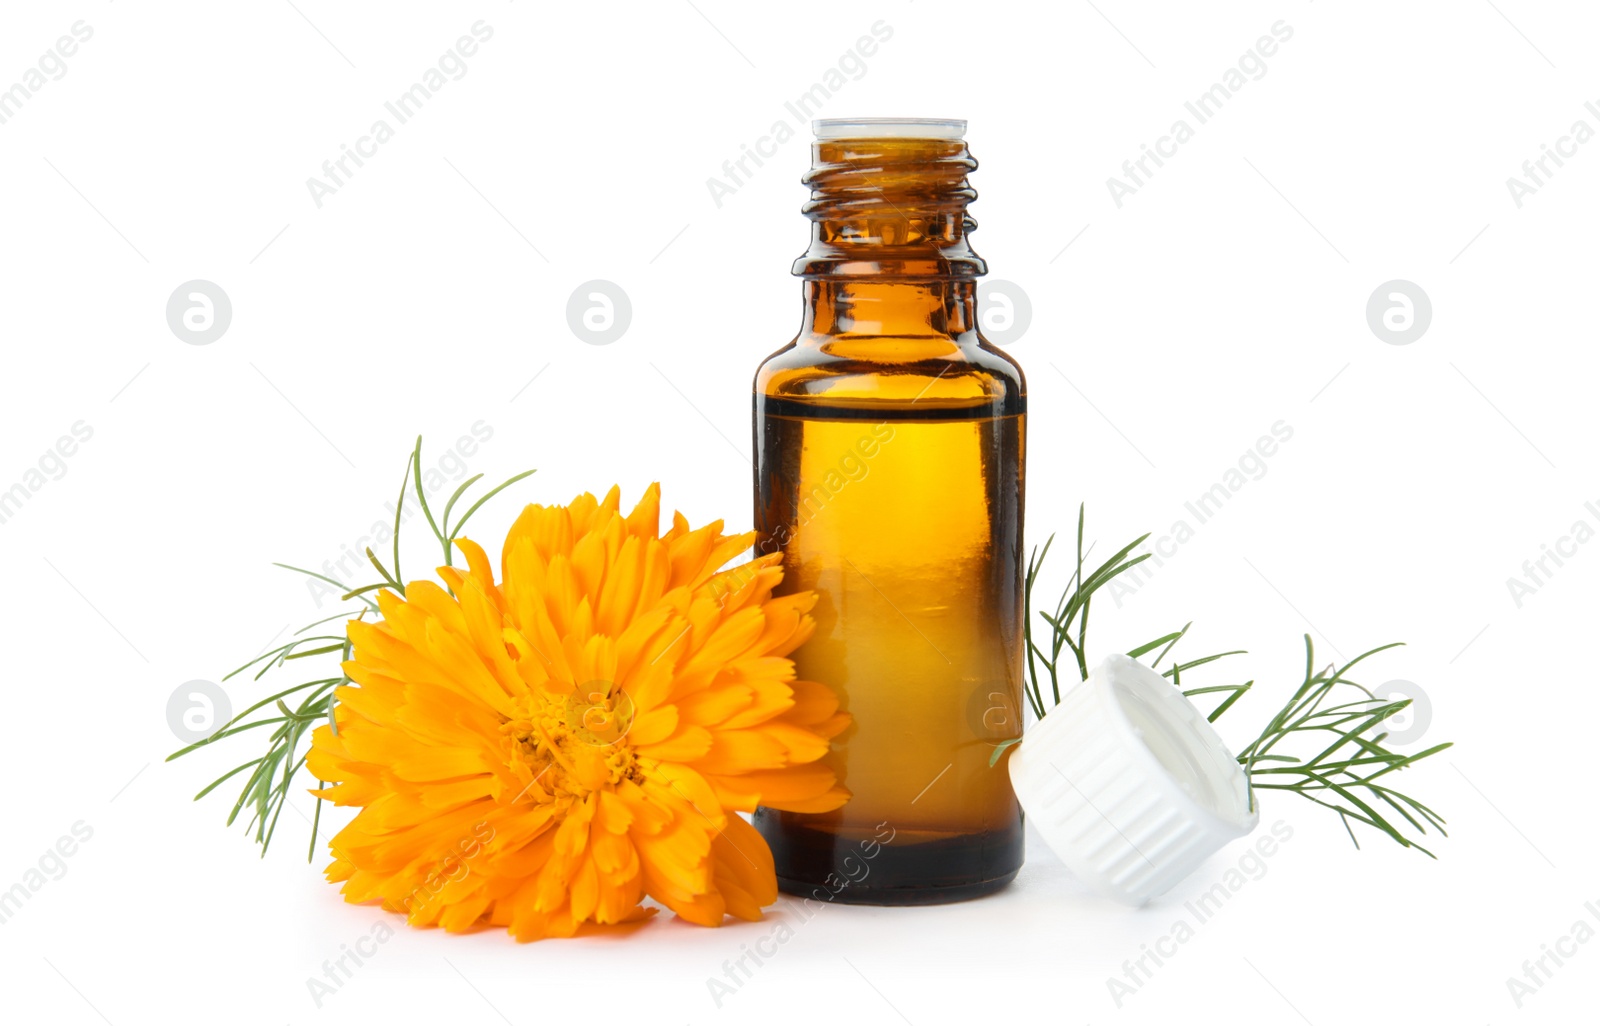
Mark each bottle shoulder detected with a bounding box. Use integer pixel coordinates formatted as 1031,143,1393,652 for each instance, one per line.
754,333,1026,413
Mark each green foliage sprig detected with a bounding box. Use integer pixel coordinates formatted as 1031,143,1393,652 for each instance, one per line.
167,438,535,859
1237,638,1452,856
1007,504,1453,856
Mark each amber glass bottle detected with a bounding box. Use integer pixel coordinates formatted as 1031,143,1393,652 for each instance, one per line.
751,118,1026,904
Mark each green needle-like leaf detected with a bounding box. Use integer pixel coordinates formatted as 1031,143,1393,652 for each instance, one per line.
172,438,542,856
1021,509,1451,859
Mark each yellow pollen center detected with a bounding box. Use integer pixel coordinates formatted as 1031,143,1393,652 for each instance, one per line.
500,684,638,801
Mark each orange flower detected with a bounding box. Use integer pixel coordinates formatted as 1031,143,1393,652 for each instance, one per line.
307,484,849,940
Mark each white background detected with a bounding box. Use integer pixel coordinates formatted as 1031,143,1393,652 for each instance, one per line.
1,1,1595,1023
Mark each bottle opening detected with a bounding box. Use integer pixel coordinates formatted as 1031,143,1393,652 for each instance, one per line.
813,117,966,141
1108,664,1256,833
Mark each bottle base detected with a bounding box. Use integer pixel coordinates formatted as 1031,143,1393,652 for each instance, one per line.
755,808,1023,907
775,868,1019,906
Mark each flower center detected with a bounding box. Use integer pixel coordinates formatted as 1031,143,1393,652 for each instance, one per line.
500,682,639,801
565,681,635,748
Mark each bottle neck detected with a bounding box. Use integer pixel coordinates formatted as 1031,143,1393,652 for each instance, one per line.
792,135,987,282
798,279,976,339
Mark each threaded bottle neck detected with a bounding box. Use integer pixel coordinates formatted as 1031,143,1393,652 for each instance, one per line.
793,121,987,281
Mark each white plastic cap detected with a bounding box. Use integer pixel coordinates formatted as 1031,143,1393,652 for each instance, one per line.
1009,653,1258,905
